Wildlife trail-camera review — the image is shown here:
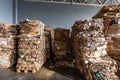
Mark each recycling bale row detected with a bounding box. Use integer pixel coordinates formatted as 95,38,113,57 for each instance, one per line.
0,23,18,68
44,26,54,60
16,19,45,73
71,19,119,80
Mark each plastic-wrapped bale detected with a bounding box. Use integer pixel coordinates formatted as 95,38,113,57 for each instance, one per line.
0,48,16,68
54,28,75,68
54,28,70,60
107,37,120,70
16,19,45,73
44,26,54,60
71,19,119,80
0,23,18,68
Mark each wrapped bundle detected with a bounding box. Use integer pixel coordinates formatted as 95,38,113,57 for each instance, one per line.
44,26,54,60
16,19,45,73
71,19,119,80
18,38,42,49
54,28,70,60
0,48,16,68
54,28,75,68
0,23,18,68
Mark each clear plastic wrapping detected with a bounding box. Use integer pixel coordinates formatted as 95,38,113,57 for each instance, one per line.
16,19,45,73
0,23,18,68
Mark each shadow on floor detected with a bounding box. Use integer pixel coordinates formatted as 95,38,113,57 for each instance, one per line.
43,60,85,80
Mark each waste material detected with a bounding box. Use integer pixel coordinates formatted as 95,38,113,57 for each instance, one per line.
54,28,70,60
0,23,18,68
106,24,120,70
71,19,119,80
54,28,75,68
16,19,45,73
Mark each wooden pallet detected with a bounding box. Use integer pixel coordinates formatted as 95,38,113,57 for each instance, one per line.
16,67,39,73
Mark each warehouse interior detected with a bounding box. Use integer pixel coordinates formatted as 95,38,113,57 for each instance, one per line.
0,0,120,80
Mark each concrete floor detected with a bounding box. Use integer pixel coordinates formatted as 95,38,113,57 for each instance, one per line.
0,68,74,80
0,61,84,80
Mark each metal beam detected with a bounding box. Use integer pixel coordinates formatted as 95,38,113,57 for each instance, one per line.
102,0,109,4
97,0,102,4
24,0,120,6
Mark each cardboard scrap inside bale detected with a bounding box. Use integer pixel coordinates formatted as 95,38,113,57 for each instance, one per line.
0,48,16,68
16,19,45,73
18,37,43,49
71,19,119,80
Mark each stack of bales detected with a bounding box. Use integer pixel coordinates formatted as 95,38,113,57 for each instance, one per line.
71,19,119,80
54,28,75,68
106,24,120,70
54,28,70,60
16,19,45,73
0,23,18,68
